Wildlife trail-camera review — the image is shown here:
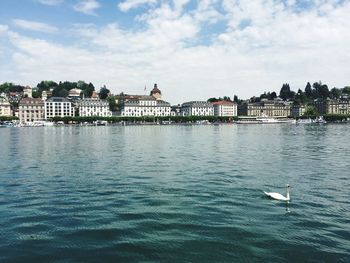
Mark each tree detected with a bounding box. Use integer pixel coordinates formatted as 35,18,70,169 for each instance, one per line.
32,91,41,98
343,86,350,95
207,98,219,103
260,92,268,100
107,96,117,112
280,83,293,101
81,82,95,98
99,86,110,99
294,89,307,104
233,95,238,102
0,82,13,93
330,87,341,99
37,80,58,92
52,86,69,97
269,91,277,100
305,82,312,99
304,105,317,116
318,84,330,99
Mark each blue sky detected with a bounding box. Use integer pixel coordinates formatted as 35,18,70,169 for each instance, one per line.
0,0,349,103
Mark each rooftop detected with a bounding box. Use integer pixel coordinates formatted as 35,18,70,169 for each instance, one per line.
212,101,235,106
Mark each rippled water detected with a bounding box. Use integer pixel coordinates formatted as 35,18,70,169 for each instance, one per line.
0,124,349,262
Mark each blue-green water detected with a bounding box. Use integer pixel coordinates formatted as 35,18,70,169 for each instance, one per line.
0,124,349,262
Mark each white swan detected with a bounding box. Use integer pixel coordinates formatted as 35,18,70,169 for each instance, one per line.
264,184,290,201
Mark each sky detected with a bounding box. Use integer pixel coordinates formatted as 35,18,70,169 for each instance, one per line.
0,0,349,104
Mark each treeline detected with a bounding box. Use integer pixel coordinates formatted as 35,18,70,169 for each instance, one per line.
0,83,25,94
0,81,111,100
35,80,96,98
208,95,239,103
0,116,18,121
50,115,238,124
250,82,350,104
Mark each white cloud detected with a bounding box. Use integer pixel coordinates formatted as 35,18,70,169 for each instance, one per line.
73,0,101,15
0,24,9,34
37,0,64,5
2,1,350,103
12,19,58,33
118,0,158,12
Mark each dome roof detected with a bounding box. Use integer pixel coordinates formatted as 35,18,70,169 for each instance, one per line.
150,84,161,95
68,88,82,96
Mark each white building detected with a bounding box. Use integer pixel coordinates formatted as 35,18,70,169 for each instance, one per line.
19,97,44,123
212,101,237,116
45,97,75,119
121,96,171,117
0,97,12,116
181,101,214,116
23,86,32,98
77,99,112,117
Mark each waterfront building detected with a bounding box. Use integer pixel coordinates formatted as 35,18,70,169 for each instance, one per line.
212,101,237,116
121,96,171,117
44,97,75,119
18,98,44,123
238,99,292,117
0,97,12,116
171,105,182,116
116,84,171,117
292,104,306,117
77,99,112,117
181,101,214,116
314,97,350,115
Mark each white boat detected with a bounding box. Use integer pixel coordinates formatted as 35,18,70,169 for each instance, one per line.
313,116,327,124
256,116,296,124
237,115,296,124
21,121,54,127
297,118,313,124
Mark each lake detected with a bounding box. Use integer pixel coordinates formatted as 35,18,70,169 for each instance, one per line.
0,124,349,262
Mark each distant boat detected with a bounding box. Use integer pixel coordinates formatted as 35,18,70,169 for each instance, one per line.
313,116,327,124
94,120,108,126
237,115,296,124
297,118,312,124
256,116,296,124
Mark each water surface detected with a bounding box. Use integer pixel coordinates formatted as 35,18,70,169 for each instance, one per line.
0,124,349,262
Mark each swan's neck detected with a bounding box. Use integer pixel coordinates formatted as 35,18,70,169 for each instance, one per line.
286,188,290,200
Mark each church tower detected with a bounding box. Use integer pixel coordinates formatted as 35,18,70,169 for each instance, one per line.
150,83,162,100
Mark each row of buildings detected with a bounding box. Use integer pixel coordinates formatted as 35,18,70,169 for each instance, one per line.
1,84,238,124
2,84,350,124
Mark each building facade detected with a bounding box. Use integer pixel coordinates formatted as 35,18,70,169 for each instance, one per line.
171,105,182,116
314,98,350,115
181,101,214,116
45,97,75,119
0,97,12,116
18,98,44,123
239,99,292,117
121,96,171,117
77,99,112,117
291,104,306,117
23,86,32,98
212,101,237,116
